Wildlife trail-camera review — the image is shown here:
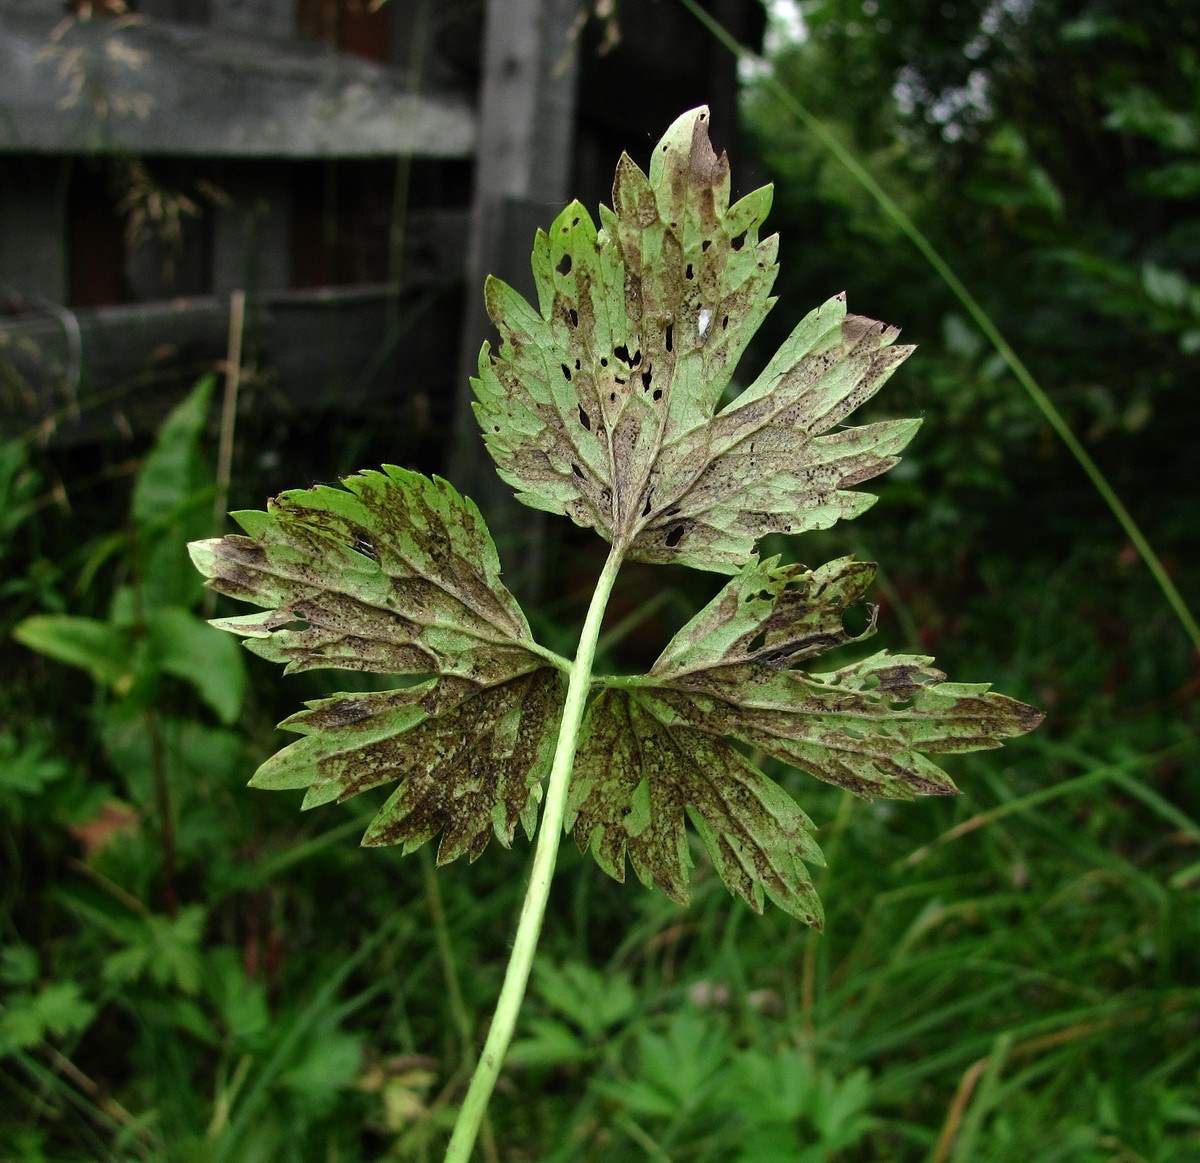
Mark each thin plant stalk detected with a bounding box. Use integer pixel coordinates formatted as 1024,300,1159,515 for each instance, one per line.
444,545,623,1161
213,289,246,532
677,0,1200,656
420,846,500,1163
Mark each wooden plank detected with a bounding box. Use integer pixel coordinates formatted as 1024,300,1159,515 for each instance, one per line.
0,281,458,444
0,7,476,159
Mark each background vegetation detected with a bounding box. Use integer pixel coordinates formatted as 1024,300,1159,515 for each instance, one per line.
3,1,1197,1160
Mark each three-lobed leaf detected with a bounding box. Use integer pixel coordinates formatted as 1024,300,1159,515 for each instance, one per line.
189,465,566,861
568,557,1042,920
473,107,919,573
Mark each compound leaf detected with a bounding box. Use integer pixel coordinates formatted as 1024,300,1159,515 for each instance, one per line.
570,557,1043,916
188,106,1043,925
473,106,919,574
189,465,566,860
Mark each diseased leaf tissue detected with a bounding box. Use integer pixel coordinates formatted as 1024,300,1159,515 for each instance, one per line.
190,108,1041,925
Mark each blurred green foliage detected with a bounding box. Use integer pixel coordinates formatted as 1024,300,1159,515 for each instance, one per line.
745,0,1200,560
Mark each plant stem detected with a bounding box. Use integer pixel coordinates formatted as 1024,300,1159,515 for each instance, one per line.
444,544,624,1162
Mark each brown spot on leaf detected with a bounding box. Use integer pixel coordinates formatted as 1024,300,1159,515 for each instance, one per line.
687,110,730,189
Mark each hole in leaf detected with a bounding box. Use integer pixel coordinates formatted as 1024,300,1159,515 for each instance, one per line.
600,357,609,367
731,232,746,251
578,405,591,431
665,323,673,352
556,254,572,275
641,369,653,390
702,239,712,251
665,524,684,548
571,463,584,478
642,493,653,516
614,376,626,385
842,604,872,636
610,391,617,402
569,308,579,327
652,389,662,400
561,363,572,381
685,263,694,280
722,314,729,330
614,343,634,366
748,629,767,652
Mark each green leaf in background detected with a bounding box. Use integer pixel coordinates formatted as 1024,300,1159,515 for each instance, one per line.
0,981,96,1053
147,607,246,725
529,959,638,1041
280,1023,363,1115
133,375,219,610
473,108,918,573
0,944,40,987
0,437,40,553
13,607,245,724
599,1007,729,1118
206,946,270,1044
132,374,216,534
0,733,69,803
102,905,207,996
12,614,136,691
191,465,568,860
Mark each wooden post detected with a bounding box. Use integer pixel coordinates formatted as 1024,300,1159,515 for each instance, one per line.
450,0,584,596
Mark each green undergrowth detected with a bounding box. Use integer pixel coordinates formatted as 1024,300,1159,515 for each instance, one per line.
4,363,1196,1162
